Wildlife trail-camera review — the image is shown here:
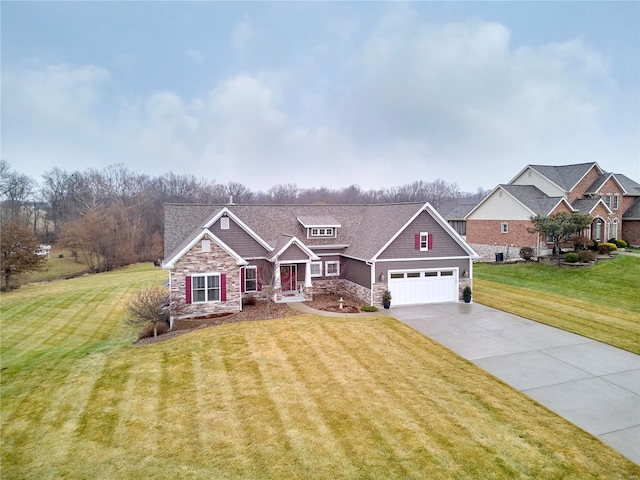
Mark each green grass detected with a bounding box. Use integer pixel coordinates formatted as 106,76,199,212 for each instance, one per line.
2,264,638,478
20,247,91,284
474,254,640,353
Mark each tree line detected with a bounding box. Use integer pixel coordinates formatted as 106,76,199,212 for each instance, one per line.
0,160,488,276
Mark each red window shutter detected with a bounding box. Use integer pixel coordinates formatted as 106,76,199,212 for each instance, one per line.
220,274,227,302
240,268,245,293
185,276,192,304
428,233,433,250
415,234,420,250
257,268,262,292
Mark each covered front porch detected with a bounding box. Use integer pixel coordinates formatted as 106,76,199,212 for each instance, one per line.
273,262,313,303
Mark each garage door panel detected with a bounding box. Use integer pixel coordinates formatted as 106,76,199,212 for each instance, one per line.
389,270,458,305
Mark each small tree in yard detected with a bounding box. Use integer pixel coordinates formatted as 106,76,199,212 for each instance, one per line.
125,285,186,338
0,218,47,291
529,212,592,255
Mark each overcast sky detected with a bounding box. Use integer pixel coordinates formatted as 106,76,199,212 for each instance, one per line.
2,1,639,193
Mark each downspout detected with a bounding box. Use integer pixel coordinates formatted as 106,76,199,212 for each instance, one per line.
366,260,375,306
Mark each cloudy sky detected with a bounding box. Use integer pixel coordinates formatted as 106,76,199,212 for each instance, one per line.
2,1,639,193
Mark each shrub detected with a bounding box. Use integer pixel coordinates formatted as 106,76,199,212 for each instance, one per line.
570,235,591,251
613,239,627,248
462,286,472,297
564,253,580,263
588,240,599,252
519,246,534,261
360,305,378,312
578,250,596,263
598,242,617,254
138,321,169,340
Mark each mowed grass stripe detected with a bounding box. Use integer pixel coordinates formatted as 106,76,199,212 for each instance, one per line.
475,279,640,353
219,326,303,478
247,327,356,477
0,352,109,478
292,320,438,478
313,319,519,477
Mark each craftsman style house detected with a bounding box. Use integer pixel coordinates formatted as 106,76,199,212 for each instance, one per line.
163,202,479,319
464,163,640,260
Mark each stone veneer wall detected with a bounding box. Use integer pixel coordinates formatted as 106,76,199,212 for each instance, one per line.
171,242,242,319
470,242,550,262
313,279,371,306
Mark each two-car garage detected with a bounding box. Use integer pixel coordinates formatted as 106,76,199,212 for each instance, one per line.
388,268,459,305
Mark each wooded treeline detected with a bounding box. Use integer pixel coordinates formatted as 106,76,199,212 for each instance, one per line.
0,160,487,271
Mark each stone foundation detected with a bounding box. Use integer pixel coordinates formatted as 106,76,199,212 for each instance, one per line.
313,279,371,306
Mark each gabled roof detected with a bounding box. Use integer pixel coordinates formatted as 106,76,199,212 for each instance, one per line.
164,202,478,266
513,162,601,192
584,172,627,195
268,236,320,262
572,197,611,215
163,229,248,269
499,185,570,216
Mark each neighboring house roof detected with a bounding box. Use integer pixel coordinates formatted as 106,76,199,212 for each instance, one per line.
584,172,627,195
438,198,481,220
524,162,601,192
614,174,640,196
500,185,569,216
572,198,610,215
164,202,478,266
623,197,640,220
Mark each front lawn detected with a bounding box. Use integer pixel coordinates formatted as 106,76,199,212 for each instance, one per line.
2,264,638,478
474,254,640,354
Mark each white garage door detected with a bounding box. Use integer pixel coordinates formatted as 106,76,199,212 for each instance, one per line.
388,269,459,305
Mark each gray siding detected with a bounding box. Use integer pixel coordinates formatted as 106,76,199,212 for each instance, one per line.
378,211,467,259
280,243,308,261
342,257,371,288
375,258,471,282
210,217,269,258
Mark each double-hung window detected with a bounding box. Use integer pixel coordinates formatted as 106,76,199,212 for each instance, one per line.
501,222,509,234
605,194,612,208
244,266,257,292
325,261,340,276
613,194,619,210
419,232,429,251
310,262,323,277
192,274,220,302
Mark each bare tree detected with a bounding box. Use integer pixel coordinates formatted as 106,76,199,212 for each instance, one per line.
125,284,186,338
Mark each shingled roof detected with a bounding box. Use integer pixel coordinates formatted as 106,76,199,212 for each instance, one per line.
623,197,640,219
500,185,567,216
528,163,599,192
164,202,468,264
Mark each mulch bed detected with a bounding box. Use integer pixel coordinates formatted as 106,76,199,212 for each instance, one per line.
133,293,364,346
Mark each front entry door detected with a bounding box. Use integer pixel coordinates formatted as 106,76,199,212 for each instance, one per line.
280,265,297,292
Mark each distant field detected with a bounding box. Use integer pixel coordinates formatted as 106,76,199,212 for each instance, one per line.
20,247,90,284
2,264,637,479
474,254,640,354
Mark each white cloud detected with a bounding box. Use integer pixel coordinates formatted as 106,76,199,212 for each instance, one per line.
2,8,637,191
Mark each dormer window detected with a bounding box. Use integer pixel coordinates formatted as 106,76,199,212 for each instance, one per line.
297,216,340,239
311,227,334,237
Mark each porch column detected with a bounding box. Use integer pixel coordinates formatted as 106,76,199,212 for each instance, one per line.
305,261,312,287
274,262,281,288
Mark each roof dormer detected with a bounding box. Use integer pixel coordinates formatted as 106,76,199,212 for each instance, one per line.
297,216,341,239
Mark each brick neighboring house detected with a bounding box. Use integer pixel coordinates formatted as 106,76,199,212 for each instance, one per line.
163,202,479,320
464,162,640,260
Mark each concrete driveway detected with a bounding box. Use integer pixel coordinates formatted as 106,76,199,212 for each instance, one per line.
390,302,640,465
